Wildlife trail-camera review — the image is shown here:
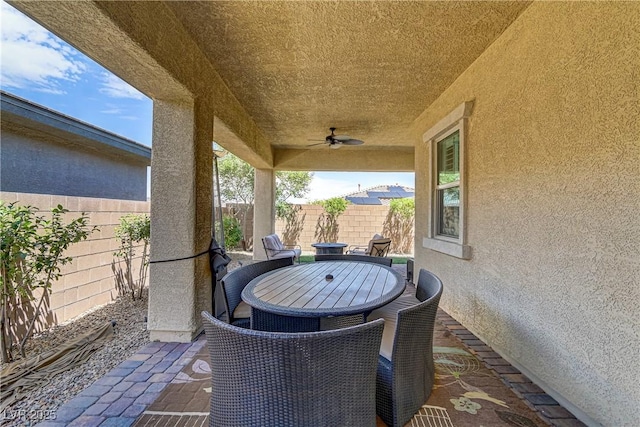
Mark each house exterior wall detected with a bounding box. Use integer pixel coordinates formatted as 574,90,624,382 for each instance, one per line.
1,130,148,201
0,192,149,332
413,3,639,426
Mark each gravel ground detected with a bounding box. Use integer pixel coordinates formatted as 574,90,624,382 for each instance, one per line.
0,251,254,426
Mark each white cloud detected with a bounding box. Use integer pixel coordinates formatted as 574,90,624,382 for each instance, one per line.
0,1,86,92
35,87,66,95
100,108,124,115
99,72,145,100
289,176,360,204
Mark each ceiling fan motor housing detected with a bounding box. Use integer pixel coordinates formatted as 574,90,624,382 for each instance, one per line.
307,127,363,148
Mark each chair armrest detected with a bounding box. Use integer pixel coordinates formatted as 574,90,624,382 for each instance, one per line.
347,245,368,255
268,247,302,263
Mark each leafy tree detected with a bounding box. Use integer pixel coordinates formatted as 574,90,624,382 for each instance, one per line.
275,171,313,220
218,153,312,247
218,154,255,246
0,202,95,362
113,214,150,301
218,154,255,208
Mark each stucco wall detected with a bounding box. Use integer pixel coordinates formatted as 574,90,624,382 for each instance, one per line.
1,192,149,332
0,130,149,201
412,3,639,426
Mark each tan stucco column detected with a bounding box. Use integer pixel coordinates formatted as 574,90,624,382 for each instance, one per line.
148,97,213,342
253,168,276,260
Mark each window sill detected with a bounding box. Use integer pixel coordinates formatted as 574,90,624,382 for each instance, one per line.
423,237,472,260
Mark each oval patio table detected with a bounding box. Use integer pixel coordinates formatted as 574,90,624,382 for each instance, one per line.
241,260,405,332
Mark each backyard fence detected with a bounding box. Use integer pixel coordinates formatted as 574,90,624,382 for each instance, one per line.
1,192,149,339
2,194,412,339
224,203,414,254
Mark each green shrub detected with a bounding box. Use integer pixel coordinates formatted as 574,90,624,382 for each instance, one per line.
223,215,243,249
318,197,349,217
0,202,95,362
384,198,415,254
114,214,150,301
389,198,414,219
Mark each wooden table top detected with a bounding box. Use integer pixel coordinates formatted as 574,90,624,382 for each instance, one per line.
241,261,405,317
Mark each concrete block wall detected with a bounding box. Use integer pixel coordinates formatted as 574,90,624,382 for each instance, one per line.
0,192,149,331
275,204,412,253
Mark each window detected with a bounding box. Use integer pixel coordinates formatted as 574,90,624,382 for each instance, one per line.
436,131,460,238
422,101,473,259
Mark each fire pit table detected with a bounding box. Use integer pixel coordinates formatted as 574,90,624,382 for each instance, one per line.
311,242,349,255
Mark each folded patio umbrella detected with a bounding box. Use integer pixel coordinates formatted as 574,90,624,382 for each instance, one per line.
0,321,115,411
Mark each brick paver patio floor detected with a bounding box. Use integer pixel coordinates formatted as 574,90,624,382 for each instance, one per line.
34,265,585,427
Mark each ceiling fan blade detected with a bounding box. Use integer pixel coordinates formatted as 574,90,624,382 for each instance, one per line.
341,139,364,145
307,142,327,146
333,134,352,141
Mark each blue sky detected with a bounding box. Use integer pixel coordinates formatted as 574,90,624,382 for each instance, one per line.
1,1,414,202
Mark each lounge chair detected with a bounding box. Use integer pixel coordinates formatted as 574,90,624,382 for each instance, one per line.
261,233,301,262
347,233,392,257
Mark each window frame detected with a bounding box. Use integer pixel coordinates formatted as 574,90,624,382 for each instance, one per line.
422,101,473,259
434,127,462,240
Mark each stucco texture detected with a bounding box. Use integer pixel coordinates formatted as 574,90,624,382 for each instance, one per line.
413,3,639,426
1,131,148,201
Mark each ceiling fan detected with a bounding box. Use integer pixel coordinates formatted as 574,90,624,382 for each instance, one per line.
308,127,364,149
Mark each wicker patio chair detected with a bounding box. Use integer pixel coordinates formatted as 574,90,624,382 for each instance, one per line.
201,311,384,427
367,268,443,427
220,257,293,328
261,233,302,262
314,253,393,267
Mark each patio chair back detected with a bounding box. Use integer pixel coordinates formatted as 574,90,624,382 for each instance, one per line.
314,253,392,267
220,257,293,327
376,268,443,427
368,238,392,257
202,311,384,427
347,233,392,257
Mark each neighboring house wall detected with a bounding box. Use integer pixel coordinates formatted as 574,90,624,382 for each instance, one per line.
413,3,639,427
0,91,151,201
1,131,148,200
1,192,150,333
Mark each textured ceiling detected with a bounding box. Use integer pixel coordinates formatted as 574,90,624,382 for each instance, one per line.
167,1,530,149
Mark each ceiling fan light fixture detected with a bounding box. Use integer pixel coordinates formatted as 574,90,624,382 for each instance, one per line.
307,127,364,149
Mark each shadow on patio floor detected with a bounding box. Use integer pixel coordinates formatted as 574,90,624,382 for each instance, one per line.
134,306,564,427
35,264,584,427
